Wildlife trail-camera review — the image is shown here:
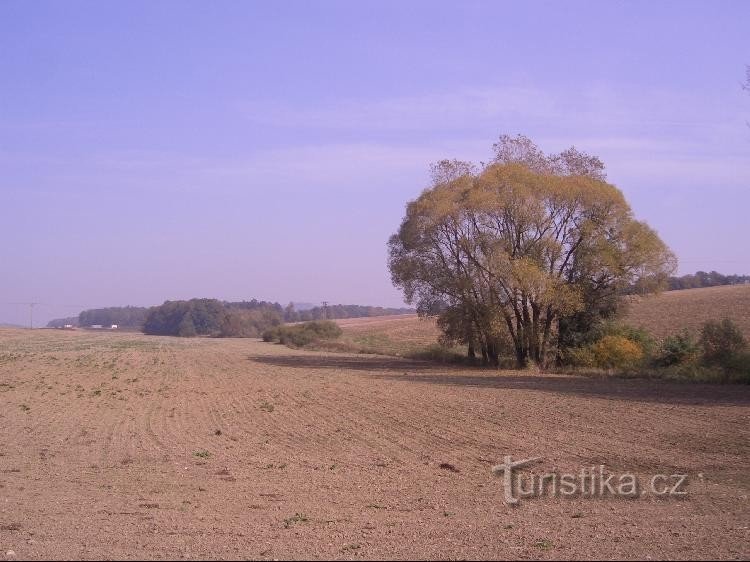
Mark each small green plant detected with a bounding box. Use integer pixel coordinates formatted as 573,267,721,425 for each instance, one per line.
194,450,211,459
260,400,274,413
19,404,30,412
283,513,308,528
534,539,553,550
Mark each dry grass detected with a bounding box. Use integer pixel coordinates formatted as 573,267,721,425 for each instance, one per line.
331,314,449,357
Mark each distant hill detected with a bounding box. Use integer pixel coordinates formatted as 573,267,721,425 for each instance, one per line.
0,323,26,329
624,284,750,340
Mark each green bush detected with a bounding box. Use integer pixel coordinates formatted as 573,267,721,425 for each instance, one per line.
700,318,746,368
564,345,597,368
655,331,700,367
263,321,343,348
725,351,750,384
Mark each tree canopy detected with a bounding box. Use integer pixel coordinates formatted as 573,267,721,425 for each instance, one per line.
79,306,149,328
389,135,676,367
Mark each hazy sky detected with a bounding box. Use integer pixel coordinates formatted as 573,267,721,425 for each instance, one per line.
1,0,749,326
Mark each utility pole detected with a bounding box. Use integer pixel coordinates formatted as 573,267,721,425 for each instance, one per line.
321,301,329,320
8,302,38,329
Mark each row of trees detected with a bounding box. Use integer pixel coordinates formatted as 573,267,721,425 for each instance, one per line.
143,299,284,337
54,299,413,335
78,306,149,328
388,135,676,368
667,271,750,291
282,304,413,322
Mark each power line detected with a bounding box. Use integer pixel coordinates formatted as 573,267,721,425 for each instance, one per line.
7,302,38,329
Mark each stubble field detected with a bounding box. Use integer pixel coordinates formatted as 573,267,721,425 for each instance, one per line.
0,327,748,560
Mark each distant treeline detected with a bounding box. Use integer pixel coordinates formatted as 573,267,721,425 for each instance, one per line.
46,299,415,336
668,271,750,291
80,306,149,328
283,304,414,322
144,298,284,337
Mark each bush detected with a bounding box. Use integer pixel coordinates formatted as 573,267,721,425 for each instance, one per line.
563,345,596,368
725,351,750,384
220,309,282,338
261,327,280,342
563,323,652,370
589,335,645,370
595,323,656,357
655,331,700,367
263,321,343,348
700,318,746,367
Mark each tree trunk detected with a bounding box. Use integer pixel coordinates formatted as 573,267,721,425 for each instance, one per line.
487,341,500,367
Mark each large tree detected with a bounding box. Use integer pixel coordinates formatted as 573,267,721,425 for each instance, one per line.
389,135,676,368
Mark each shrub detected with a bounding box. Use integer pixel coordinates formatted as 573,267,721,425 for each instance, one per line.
700,318,746,368
725,351,750,384
655,331,700,367
595,322,656,357
263,321,342,348
261,327,280,342
589,335,644,370
563,323,651,370
564,345,597,368
220,309,282,338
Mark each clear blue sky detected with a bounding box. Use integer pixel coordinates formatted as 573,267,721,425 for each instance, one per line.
1,0,748,326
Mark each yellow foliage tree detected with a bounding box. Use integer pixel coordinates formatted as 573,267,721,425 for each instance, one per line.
389,135,675,368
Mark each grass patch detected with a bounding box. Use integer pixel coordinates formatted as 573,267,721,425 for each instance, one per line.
283,513,309,528
259,400,275,413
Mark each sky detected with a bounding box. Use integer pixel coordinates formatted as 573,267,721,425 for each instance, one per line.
1,0,749,327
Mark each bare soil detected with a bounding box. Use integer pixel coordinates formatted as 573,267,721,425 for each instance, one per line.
0,328,748,560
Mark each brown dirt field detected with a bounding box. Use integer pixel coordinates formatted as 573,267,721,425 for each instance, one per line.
1,327,749,560
624,284,750,340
